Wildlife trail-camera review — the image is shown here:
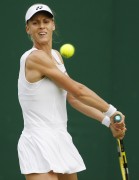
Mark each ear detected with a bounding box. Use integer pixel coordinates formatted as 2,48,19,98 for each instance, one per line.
52,22,55,31
26,24,31,35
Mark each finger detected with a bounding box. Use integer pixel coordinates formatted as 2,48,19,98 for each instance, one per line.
115,122,126,129
118,130,126,139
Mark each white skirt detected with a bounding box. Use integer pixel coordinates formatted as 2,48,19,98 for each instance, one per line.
17,125,86,174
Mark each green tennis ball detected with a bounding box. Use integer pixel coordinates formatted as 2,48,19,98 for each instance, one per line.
60,44,75,58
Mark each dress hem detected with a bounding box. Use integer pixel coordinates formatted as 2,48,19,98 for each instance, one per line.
21,166,86,175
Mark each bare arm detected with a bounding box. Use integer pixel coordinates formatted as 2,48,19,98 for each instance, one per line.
26,50,109,112
67,93,126,139
67,93,105,123
26,50,126,138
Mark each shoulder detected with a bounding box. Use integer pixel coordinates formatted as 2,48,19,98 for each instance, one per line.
26,49,51,66
27,50,47,61
20,48,35,60
26,50,51,71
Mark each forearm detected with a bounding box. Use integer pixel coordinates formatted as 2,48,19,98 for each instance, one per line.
68,94,105,123
73,84,109,112
68,94,126,137
30,52,110,112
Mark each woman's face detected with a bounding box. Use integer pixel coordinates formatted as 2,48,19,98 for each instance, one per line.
26,12,55,45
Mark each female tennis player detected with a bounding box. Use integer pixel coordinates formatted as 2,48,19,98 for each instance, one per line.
17,3,126,180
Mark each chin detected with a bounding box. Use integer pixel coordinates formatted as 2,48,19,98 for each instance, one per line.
39,40,49,45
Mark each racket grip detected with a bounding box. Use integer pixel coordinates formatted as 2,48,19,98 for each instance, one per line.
114,114,122,123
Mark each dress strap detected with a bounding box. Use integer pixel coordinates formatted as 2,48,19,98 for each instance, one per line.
51,49,62,64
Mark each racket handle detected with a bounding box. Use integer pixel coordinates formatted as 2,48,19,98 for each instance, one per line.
114,114,122,123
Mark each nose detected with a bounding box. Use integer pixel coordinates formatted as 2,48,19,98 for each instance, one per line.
39,22,45,29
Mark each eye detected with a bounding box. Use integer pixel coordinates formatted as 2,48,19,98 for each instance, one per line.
32,21,37,25
44,19,50,23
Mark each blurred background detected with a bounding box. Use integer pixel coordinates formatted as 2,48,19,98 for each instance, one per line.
0,0,139,179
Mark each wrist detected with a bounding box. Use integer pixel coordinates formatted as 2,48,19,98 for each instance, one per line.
101,116,111,127
103,104,117,117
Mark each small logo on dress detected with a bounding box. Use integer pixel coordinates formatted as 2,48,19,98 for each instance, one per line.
36,6,43,11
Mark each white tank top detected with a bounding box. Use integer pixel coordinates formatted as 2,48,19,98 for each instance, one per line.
18,47,68,130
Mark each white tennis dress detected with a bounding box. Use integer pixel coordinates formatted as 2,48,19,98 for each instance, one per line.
17,47,86,174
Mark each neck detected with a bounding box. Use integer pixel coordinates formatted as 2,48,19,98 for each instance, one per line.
33,41,52,56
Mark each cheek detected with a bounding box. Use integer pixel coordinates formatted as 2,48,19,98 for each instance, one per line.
28,29,36,36
27,25,37,35
50,25,55,32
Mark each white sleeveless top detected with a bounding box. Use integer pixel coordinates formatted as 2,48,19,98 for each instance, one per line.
18,47,68,130
17,47,86,174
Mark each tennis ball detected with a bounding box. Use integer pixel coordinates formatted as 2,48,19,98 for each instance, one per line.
60,44,75,58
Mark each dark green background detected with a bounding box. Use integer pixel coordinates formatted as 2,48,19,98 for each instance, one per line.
0,0,138,179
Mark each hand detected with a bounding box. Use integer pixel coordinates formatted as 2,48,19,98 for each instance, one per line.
110,123,126,139
110,111,126,131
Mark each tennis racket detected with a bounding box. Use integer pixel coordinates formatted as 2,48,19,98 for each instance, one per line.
114,114,129,180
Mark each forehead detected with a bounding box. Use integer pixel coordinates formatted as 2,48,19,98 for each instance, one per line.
29,11,53,21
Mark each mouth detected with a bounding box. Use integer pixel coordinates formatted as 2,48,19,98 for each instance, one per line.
38,32,47,37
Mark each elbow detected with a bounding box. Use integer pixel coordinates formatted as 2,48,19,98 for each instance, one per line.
67,82,87,103
73,84,86,100
67,93,80,108
67,93,77,105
